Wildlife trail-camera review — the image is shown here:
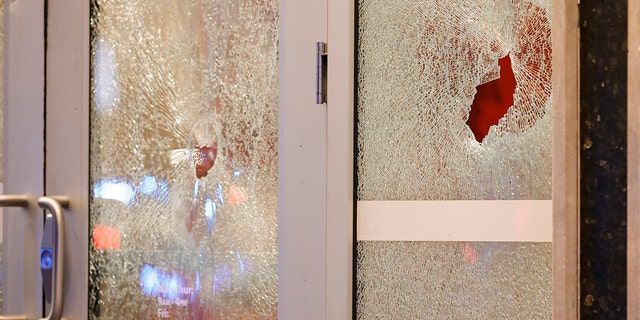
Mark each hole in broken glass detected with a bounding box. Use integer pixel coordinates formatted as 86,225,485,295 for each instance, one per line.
466,54,517,143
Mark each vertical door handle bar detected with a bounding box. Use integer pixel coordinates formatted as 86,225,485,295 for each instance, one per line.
36,197,68,320
0,195,67,320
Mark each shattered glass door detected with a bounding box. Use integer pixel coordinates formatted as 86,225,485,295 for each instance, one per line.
89,1,278,318
356,0,553,318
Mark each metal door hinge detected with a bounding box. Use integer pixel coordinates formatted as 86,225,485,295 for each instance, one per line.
316,42,327,104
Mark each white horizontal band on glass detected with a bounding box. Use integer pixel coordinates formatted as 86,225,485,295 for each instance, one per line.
357,200,552,242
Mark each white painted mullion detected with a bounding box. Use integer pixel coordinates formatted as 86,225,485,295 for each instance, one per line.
326,0,355,319
358,200,552,242
278,0,328,319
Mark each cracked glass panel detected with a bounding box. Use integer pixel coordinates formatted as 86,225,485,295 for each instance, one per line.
357,0,551,201
357,242,552,319
356,0,552,318
89,1,278,319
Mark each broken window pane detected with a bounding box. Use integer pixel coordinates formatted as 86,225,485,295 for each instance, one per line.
89,1,278,318
357,242,552,319
357,0,552,201
356,0,552,318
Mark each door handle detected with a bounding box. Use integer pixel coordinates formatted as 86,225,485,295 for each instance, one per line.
0,195,68,320
0,195,29,207
36,197,67,320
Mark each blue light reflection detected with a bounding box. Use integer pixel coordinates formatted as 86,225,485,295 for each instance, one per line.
204,198,217,233
140,264,161,296
139,175,169,201
94,176,169,206
165,273,183,300
93,179,135,206
139,264,188,299
215,182,224,206
139,175,158,195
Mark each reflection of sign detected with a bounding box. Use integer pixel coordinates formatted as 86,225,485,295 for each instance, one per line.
153,284,194,296
139,264,197,318
140,264,193,298
158,296,189,306
157,309,170,318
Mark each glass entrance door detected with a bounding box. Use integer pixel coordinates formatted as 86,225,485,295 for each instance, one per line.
2,0,329,319
51,0,329,318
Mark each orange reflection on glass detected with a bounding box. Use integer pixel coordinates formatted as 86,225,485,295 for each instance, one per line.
93,225,121,250
463,242,477,264
228,185,247,205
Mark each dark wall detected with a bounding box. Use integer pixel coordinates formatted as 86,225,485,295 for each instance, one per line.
580,1,628,318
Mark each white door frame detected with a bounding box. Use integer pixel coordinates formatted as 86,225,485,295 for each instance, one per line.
551,1,579,318
278,0,332,319
326,0,355,319
46,0,90,318
3,0,45,317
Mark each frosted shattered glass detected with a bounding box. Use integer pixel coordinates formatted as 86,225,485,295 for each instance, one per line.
357,0,552,200
356,0,553,318
89,0,278,318
356,242,552,319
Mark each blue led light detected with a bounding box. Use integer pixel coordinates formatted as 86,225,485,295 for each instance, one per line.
40,248,53,270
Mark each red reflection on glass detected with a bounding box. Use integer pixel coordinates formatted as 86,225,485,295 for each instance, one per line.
466,54,517,143
463,242,477,264
194,146,218,179
93,225,121,250
228,185,247,205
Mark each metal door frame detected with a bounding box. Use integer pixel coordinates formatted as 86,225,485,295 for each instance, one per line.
3,0,45,317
